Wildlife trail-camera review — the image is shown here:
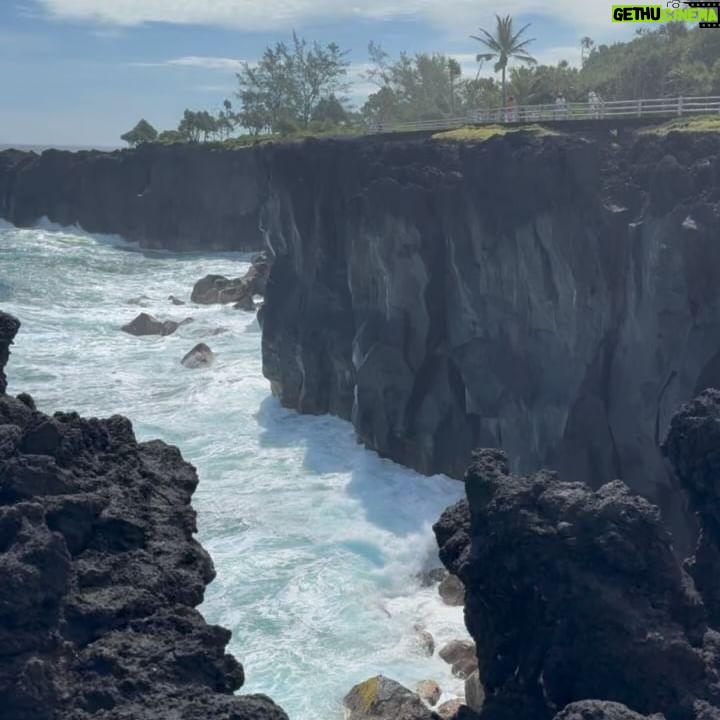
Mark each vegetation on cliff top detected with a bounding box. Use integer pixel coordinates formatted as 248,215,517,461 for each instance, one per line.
431,124,558,142
121,22,720,146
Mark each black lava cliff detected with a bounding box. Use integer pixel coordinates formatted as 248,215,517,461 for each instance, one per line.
0,312,288,720
259,133,720,540
0,145,264,251
433,389,720,720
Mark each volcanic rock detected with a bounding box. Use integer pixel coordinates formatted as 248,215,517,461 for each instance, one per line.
416,680,441,706
437,699,464,719
182,343,215,369
464,671,484,713
191,251,271,308
664,389,720,628
552,701,664,720
344,676,435,720
0,312,20,394
438,573,464,606
0,311,288,720
434,447,718,720
439,640,477,679
121,312,192,337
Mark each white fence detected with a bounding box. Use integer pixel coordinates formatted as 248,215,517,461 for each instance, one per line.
367,95,720,134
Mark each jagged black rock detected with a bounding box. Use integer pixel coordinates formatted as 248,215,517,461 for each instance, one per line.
0,311,288,720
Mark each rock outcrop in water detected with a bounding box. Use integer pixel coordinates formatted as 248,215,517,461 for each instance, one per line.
433,428,720,720
182,343,216,369
0,145,264,251
191,251,272,310
121,312,192,337
260,132,720,542
0,312,288,720
0,312,20,394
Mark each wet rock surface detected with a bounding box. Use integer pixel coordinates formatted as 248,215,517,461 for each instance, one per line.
191,251,272,309
121,312,192,337
0,312,20,394
0,311,288,720
434,445,720,720
181,342,215,369
344,676,436,720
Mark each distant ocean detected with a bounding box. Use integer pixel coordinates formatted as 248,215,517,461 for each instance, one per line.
0,143,120,153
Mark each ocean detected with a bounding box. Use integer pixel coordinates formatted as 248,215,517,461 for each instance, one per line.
0,221,468,719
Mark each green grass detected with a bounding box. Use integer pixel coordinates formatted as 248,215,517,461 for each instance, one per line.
431,124,559,142
639,114,720,135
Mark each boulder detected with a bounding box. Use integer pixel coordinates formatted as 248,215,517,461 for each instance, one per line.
191,253,271,307
553,701,664,720
417,567,447,587
181,343,215,369
438,573,464,606
439,640,477,679
121,313,192,337
464,671,484,713
191,274,250,305
434,448,718,720
416,680,441,706
344,676,435,720
126,295,150,306
413,625,435,656
234,293,256,311
437,699,463,720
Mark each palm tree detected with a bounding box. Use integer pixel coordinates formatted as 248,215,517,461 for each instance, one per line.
580,36,595,65
471,14,536,106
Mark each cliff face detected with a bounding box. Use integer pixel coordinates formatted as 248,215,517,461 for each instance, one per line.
0,145,264,251
260,133,720,538
0,312,288,720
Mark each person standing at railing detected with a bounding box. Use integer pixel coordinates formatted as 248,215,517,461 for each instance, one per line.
505,96,518,123
555,93,568,119
588,90,598,119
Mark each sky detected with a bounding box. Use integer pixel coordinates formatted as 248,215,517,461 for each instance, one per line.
0,0,633,147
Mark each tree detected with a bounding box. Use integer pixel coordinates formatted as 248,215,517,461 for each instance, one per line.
236,33,350,133
471,14,537,106
120,119,158,147
362,48,459,123
311,94,347,124
216,99,236,140
157,130,185,144
581,36,595,65
176,110,220,143
448,58,462,112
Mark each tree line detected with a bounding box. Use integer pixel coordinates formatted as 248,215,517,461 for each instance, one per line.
121,17,720,146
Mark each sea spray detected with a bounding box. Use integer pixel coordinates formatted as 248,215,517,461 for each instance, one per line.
0,223,469,719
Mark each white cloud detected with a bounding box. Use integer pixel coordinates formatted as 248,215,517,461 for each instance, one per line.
34,0,617,33
131,56,245,71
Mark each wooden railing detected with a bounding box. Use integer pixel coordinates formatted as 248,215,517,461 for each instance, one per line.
366,95,720,134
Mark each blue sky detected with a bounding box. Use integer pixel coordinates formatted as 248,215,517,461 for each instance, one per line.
0,1,631,147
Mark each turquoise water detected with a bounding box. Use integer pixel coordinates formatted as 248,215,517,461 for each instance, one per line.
0,221,467,719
